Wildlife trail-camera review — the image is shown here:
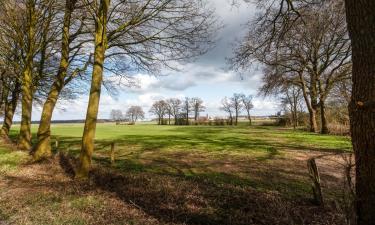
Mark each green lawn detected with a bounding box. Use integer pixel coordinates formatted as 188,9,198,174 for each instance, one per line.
0,123,351,224
9,123,351,197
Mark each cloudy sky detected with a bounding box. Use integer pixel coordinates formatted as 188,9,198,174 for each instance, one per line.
22,0,279,121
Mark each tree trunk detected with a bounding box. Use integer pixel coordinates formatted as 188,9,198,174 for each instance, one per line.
320,99,329,134
33,0,76,161
299,73,318,132
235,111,238,126
308,108,318,133
345,1,375,224
76,0,109,179
1,81,20,137
247,110,252,125
301,90,318,133
19,0,37,150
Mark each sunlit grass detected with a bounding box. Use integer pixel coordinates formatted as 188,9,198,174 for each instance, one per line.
8,123,352,198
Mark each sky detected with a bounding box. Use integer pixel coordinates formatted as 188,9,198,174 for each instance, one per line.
19,0,279,121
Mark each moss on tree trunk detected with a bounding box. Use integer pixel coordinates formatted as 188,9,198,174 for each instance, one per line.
75,0,109,179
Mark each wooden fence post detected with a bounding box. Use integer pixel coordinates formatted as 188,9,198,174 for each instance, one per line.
307,158,324,205
55,138,59,150
110,142,115,165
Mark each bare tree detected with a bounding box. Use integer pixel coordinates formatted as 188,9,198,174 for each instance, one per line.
76,0,217,178
190,97,206,121
230,93,243,125
232,1,351,134
182,97,192,125
149,100,167,125
240,94,254,125
110,109,124,124
166,98,182,125
280,85,303,129
33,0,92,160
126,106,144,123
220,97,234,125
236,0,374,223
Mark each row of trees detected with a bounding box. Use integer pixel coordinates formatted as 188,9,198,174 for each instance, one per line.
232,0,375,224
220,93,254,125
0,0,216,178
149,97,205,125
232,0,351,135
110,106,145,124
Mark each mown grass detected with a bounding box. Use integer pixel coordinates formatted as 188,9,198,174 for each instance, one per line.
8,123,351,198
1,123,351,224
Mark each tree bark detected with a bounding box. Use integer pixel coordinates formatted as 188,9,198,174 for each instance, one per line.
33,0,76,161
345,1,375,224
319,99,329,134
246,110,252,125
1,81,20,137
76,0,109,179
19,0,37,150
299,73,318,132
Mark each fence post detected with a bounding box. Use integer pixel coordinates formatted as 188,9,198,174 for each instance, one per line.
55,138,59,150
307,158,324,205
110,142,115,165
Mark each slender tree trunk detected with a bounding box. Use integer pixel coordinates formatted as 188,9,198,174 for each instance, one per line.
19,0,37,150
293,94,299,128
345,1,375,224
1,81,20,137
319,99,329,134
247,110,252,125
76,0,109,179
235,110,238,126
33,0,76,161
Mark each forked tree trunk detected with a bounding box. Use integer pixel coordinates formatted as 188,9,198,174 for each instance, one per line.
33,0,76,161
76,0,109,179
19,0,37,150
300,74,319,132
1,81,20,137
345,1,375,224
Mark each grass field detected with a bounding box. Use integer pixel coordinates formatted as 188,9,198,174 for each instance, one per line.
0,123,352,224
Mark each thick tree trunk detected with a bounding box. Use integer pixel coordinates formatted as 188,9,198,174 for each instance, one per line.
1,81,20,137
33,0,76,161
33,85,62,159
300,74,318,132
76,0,109,179
307,107,318,133
19,0,36,150
345,1,375,224
320,100,329,134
